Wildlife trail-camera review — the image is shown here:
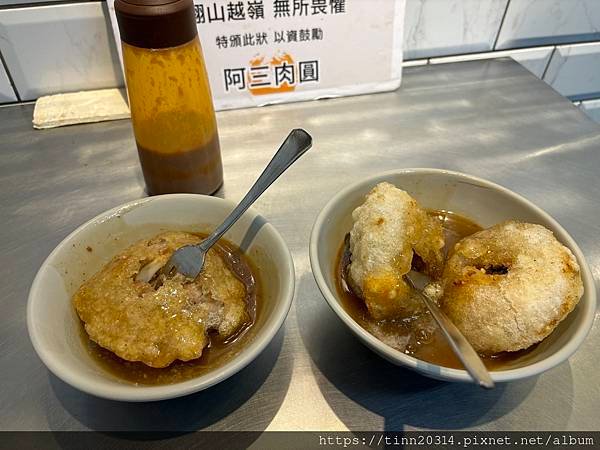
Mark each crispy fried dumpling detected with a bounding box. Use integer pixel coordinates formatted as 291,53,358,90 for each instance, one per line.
348,182,444,319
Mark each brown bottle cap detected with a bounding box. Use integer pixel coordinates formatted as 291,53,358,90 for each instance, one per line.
115,0,197,49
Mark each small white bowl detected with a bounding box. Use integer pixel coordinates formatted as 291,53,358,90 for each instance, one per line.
27,194,295,402
310,169,596,383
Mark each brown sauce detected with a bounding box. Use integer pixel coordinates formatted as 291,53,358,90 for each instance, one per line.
137,133,223,195
81,234,260,385
336,210,533,370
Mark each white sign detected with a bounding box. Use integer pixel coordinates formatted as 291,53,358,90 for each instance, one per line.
108,0,405,110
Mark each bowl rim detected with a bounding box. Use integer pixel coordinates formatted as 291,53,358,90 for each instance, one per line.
27,193,295,402
309,168,597,383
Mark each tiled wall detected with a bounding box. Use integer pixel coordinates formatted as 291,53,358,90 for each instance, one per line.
0,1,122,103
1,0,600,123
401,0,600,123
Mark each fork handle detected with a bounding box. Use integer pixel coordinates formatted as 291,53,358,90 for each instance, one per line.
199,129,313,251
407,278,495,389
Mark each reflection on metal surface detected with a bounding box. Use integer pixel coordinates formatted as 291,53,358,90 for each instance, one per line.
1,59,599,432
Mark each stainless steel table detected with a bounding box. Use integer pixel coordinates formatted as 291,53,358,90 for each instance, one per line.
1,59,599,432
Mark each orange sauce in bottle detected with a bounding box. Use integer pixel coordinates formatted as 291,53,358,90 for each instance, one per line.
117,0,223,195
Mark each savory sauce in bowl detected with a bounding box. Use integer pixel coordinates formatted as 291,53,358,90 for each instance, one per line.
335,210,534,370
80,235,261,385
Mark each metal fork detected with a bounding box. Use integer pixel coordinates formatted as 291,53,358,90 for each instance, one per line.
160,128,312,280
404,273,495,389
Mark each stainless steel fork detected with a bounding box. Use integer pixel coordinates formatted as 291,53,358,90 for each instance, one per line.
404,273,495,389
160,128,312,280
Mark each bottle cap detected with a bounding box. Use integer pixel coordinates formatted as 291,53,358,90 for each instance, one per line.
115,0,197,49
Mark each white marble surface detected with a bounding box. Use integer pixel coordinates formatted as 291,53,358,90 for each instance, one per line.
544,42,600,100
496,0,600,50
0,60,17,102
0,2,123,101
579,98,600,124
430,46,554,78
403,0,509,60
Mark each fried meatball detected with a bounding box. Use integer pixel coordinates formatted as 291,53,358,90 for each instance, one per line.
440,221,583,355
73,232,249,368
348,182,445,319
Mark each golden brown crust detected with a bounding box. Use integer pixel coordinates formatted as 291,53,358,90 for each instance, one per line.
73,232,248,368
440,221,583,354
348,182,445,319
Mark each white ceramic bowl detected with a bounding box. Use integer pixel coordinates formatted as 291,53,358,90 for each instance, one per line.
310,169,596,383
27,194,294,401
